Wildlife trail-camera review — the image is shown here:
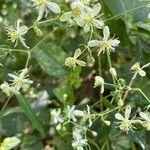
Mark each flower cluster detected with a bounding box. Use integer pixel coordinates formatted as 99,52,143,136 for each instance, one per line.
60,0,104,33
0,68,33,96
50,105,96,150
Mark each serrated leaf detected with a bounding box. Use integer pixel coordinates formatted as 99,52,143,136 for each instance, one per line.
33,42,67,78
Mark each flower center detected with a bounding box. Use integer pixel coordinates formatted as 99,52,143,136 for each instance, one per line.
119,119,131,131
86,15,94,24
65,57,76,68
10,31,19,40
36,0,47,5
103,41,111,49
72,7,81,16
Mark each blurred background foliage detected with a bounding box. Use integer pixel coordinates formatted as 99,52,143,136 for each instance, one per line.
0,0,150,149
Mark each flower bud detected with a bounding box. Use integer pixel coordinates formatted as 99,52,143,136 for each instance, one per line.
73,110,84,117
103,120,111,126
118,99,124,107
56,124,62,131
109,67,117,77
91,131,97,137
65,57,76,68
63,93,68,101
87,55,95,67
94,76,104,88
33,26,43,37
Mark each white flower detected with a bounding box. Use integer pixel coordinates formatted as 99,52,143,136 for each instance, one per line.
0,82,17,96
88,26,120,55
60,1,86,27
65,48,86,69
83,3,104,33
115,105,141,133
51,108,63,124
94,76,104,94
65,105,77,122
8,68,33,92
6,19,29,48
131,62,146,77
139,112,150,131
72,138,88,150
32,0,61,21
83,105,93,127
72,128,88,150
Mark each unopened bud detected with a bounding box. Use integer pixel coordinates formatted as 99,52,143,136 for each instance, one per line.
63,94,68,101
33,26,43,37
56,124,61,131
109,67,117,77
73,110,84,117
91,131,97,137
103,120,111,126
118,99,124,107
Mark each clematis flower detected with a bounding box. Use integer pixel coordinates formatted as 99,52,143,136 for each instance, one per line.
51,108,63,124
8,68,33,92
6,19,29,48
32,0,61,21
60,1,86,27
131,62,146,77
88,26,120,55
83,3,104,33
94,76,104,94
65,48,86,69
65,105,77,122
0,82,18,96
139,112,150,131
115,105,141,133
72,128,88,150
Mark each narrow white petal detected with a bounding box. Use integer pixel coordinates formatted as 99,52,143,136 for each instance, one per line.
139,70,146,77
91,3,101,17
139,112,150,121
60,12,72,21
74,48,81,59
110,39,120,47
19,26,28,35
125,105,131,119
93,19,104,29
103,26,110,40
37,6,45,21
76,60,86,66
47,2,61,14
84,23,90,33
88,40,100,47
115,113,124,120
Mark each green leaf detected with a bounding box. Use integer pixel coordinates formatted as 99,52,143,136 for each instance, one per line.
0,107,24,118
33,42,67,78
53,80,75,104
103,0,149,21
16,94,45,137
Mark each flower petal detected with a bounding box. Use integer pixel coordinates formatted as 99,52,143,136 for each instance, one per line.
91,3,101,16
125,105,131,119
60,12,72,21
74,48,81,59
103,26,110,40
115,113,124,120
76,60,86,67
47,2,61,14
139,69,146,77
93,19,104,29
139,112,150,121
84,23,90,33
110,39,120,47
88,40,100,47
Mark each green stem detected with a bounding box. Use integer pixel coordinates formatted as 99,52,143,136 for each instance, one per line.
106,50,116,84
98,55,103,111
0,96,12,115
